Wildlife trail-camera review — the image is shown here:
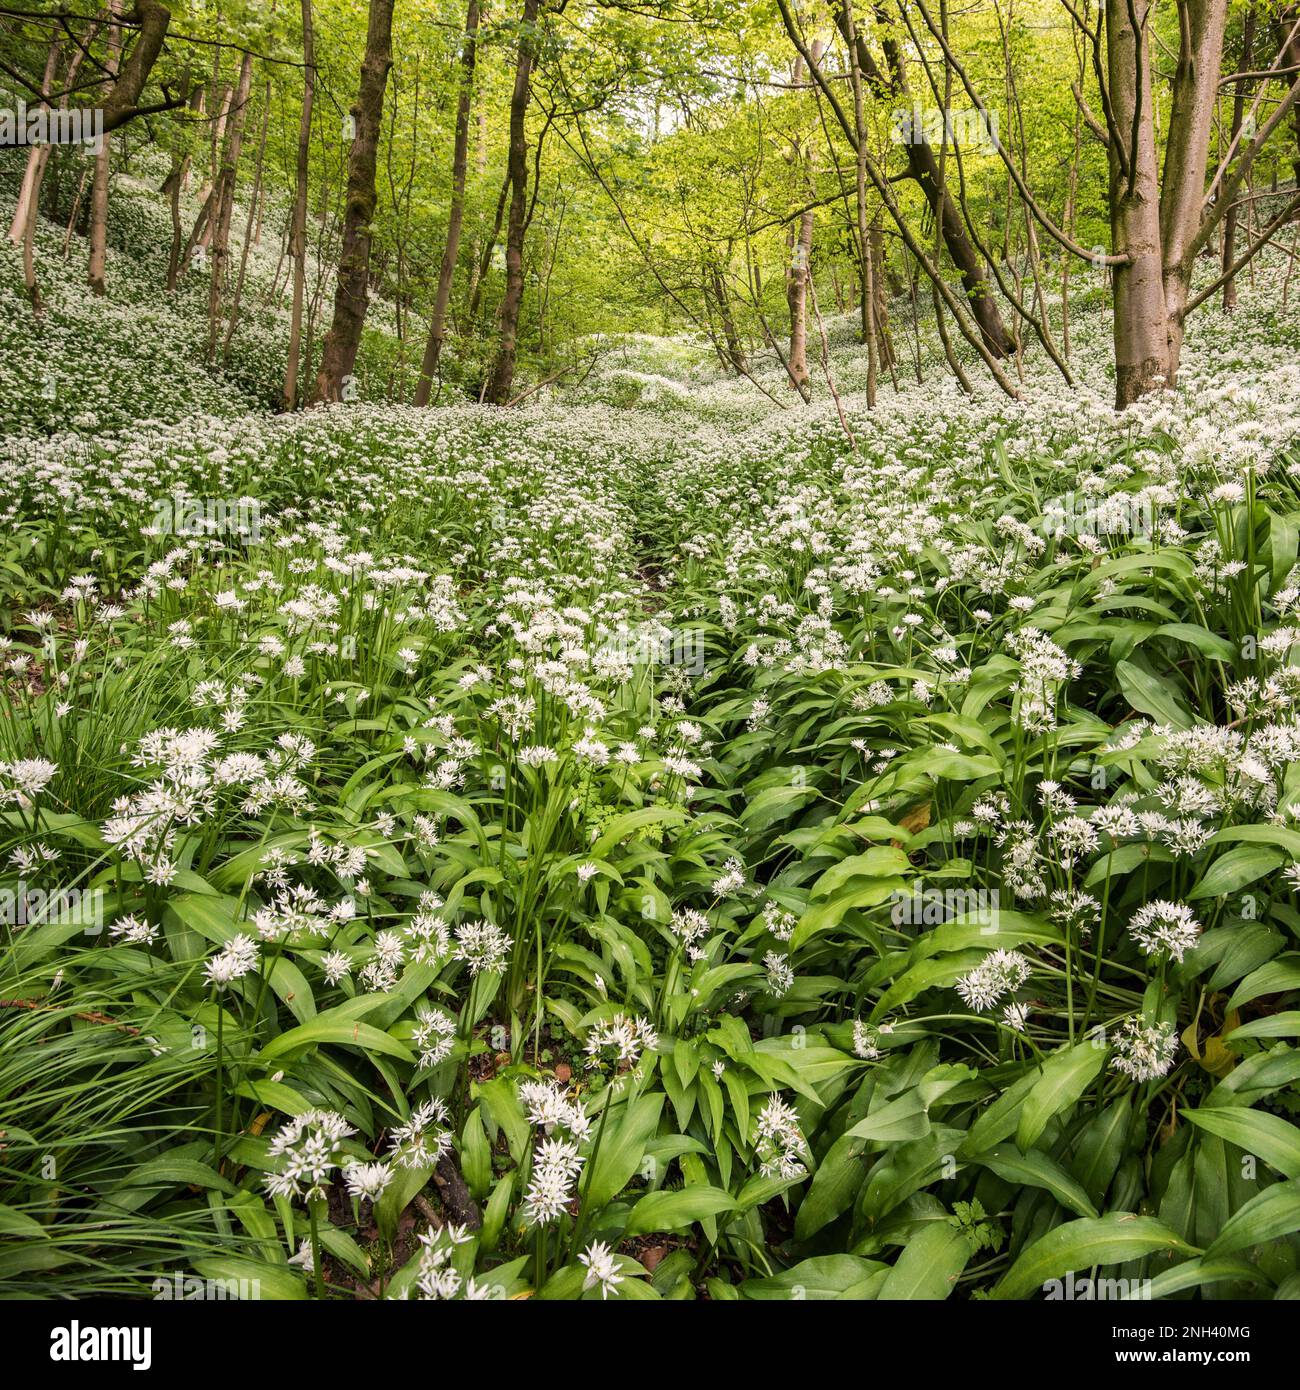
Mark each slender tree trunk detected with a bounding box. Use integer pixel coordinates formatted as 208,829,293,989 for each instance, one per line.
710,263,747,373
13,39,67,311
1106,0,1169,406
783,44,822,402
415,0,481,405
284,0,316,409
87,1,124,296
1158,0,1228,372
842,0,876,404
62,171,88,259
161,84,205,196
1222,8,1257,310
180,83,233,276
870,222,896,374
858,9,1014,356
1277,8,1300,190
224,78,272,358
207,53,255,361
8,40,59,251
1106,0,1228,406
785,198,815,400
467,171,510,322
485,0,541,406
312,0,396,404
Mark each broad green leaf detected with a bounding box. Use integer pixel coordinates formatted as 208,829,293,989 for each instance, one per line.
1205,1180,1300,1258
1016,1041,1107,1151
1183,1108,1300,1178
993,1215,1195,1299
878,1222,972,1300
624,1184,736,1236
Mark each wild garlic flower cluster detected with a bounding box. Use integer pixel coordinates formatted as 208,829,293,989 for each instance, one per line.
1005,628,1082,732
449,919,513,977
0,757,58,804
519,1079,591,1227
578,1240,625,1299
763,950,794,998
753,1093,808,1181
387,1098,453,1169
412,1005,457,1070
584,1012,658,1069
264,1109,357,1203
203,934,259,988
670,906,712,961
399,1224,491,1301
956,949,1032,1013
1110,1018,1180,1083
1127,900,1202,963
102,728,318,885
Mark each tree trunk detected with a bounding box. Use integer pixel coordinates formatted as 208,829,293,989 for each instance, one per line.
93,0,175,136
180,82,232,276
312,0,396,404
1106,0,1229,406
284,0,315,409
785,203,814,400
836,6,1014,358
1222,8,1257,311
206,53,255,361
1158,0,1228,372
161,83,205,199
710,263,747,373
784,44,822,402
467,171,510,322
8,40,59,251
870,221,896,372
485,0,541,406
1106,0,1170,406
224,78,272,359
415,0,480,406
88,2,124,296
1277,8,1300,190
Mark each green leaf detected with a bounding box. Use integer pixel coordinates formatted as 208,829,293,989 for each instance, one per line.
256,1016,414,1066
1134,1256,1271,1299
1183,1108,1300,1178
1016,1040,1107,1151
878,1222,972,1300
1205,1180,1300,1258
1226,955,1300,1012
845,1090,931,1145
1226,1012,1300,1043
582,1093,664,1209
623,1184,736,1236
972,1145,1099,1219
190,1256,306,1301
0,1205,46,1238
1189,846,1286,901
740,1255,883,1300
993,1215,1195,1299
590,806,686,856
1115,658,1194,728
811,846,913,900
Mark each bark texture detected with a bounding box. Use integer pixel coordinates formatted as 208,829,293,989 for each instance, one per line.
312,0,396,404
